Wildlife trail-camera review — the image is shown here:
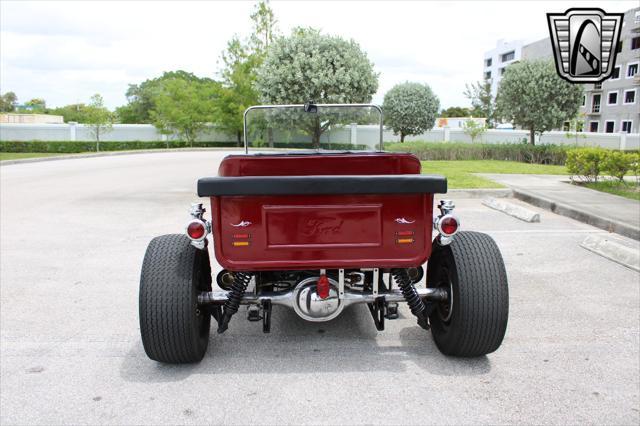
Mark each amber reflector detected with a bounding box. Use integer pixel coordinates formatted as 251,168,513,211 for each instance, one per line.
396,238,414,244
232,241,250,247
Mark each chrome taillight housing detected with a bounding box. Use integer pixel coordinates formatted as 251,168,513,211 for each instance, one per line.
434,200,460,245
185,203,211,249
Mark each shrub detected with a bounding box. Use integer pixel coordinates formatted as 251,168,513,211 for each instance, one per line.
385,141,569,165
0,140,236,153
566,147,605,182
627,152,640,185
602,151,634,182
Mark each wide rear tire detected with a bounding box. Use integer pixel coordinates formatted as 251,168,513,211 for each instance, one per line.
427,231,509,357
139,234,212,363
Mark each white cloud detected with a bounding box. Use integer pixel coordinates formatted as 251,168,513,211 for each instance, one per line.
1,0,637,110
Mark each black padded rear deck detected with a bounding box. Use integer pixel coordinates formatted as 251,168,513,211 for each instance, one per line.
197,175,447,196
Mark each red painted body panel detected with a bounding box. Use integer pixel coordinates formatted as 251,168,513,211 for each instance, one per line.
209,152,436,271
218,152,421,176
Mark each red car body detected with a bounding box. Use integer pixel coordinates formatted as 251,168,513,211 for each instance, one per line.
206,152,439,271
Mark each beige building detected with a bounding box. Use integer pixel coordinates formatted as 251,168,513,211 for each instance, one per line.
0,114,64,124
484,7,640,133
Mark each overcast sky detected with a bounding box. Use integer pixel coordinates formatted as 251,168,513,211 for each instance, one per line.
0,0,636,110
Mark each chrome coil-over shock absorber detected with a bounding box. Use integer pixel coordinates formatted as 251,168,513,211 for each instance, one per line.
217,272,252,333
392,269,430,330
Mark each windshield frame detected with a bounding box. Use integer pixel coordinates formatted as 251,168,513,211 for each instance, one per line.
242,103,384,154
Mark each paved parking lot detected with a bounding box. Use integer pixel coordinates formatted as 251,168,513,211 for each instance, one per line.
1,151,639,425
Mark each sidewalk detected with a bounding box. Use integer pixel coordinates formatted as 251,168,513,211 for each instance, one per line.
480,174,640,240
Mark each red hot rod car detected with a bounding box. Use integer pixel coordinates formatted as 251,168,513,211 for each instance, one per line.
139,104,509,363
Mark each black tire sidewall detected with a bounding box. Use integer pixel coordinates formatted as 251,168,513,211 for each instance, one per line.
139,234,212,363
427,231,509,357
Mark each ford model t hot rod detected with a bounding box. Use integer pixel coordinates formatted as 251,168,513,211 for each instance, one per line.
139,104,509,363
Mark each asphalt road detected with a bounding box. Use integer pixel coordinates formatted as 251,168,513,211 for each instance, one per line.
1,151,639,425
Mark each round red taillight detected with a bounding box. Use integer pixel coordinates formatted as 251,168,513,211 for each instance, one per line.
187,220,206,240
439,215,459,236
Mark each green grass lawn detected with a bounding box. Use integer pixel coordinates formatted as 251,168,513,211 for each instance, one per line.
583,181,640,201
0,152,73,161
421,160,568,189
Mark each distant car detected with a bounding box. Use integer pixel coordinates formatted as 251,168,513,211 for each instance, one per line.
496,123,514,130
138,103,510,364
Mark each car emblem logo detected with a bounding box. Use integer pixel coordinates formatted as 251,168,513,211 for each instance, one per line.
231,221,252,227
395,218,415,224
547,8,623,83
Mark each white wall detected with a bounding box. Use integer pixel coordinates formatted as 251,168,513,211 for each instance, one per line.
0,123,237,143
1,122,638,151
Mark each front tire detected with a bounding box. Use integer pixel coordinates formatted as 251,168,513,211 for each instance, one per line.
427,231,509,357
139,234,212,363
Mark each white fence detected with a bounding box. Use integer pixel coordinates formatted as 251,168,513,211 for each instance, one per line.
1,122,638,151
383,128,640,150
0,123,236,143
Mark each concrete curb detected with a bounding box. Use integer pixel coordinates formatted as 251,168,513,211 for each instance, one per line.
482,197,541,222
0,148,242,166
580,234,640,272
512,188,640,241
446,188,512,199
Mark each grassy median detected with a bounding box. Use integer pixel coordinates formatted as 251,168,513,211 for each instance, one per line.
583,181,640,201
0,152,75,161
421,160,567,189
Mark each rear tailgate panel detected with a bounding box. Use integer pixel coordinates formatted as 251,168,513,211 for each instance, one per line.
211,193,434,271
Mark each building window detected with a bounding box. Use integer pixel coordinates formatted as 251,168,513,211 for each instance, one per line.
501,51,515,62
624,89,636,104
484,71,491,79
485,58,492,67
591,94,601,113
500,67,506,75
610,66,621,80
563,121,570,131
627,62,639,78
607,91,618,105
589,121,599,132
616,41,623,53
581,95,586,107
594,82,602,90
605,121,615,133
621,120,633,133
632,37,640,50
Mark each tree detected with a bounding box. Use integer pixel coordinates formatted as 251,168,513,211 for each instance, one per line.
462,119,486,143
21,98,46,113
495,60,583,145
249,0,278,53
565,113,587,146
213,1,278,146
383,82,440,143
0,92,17,112
150,78,218,146
464,80,494,125
116,71,204,123
440,106,471,118
48,103,89,123
85,94,113,150
255,27,378,148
